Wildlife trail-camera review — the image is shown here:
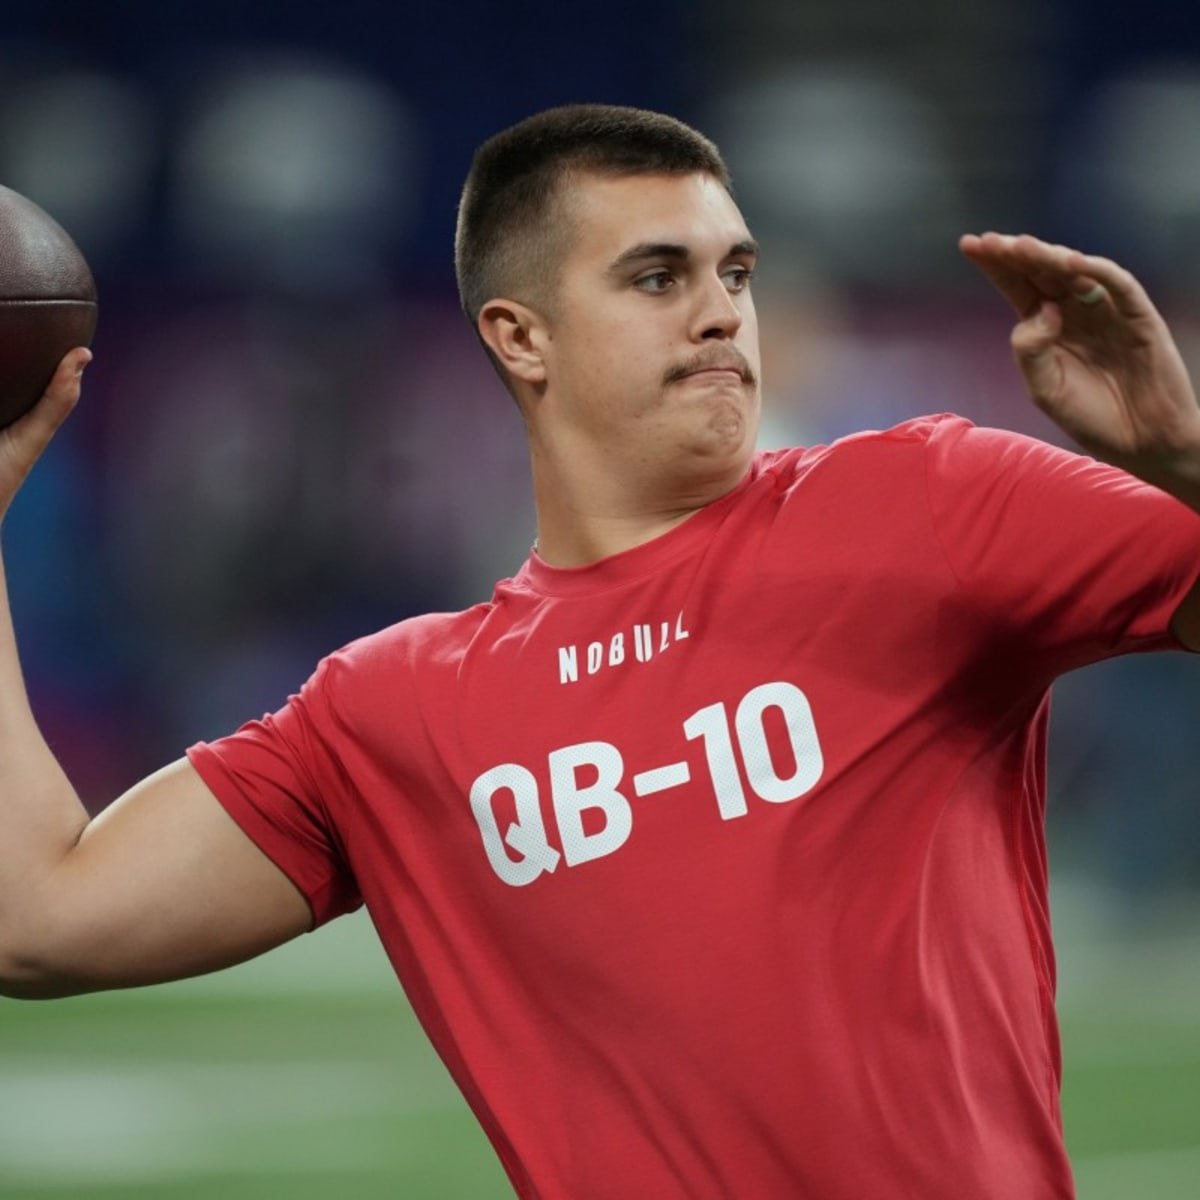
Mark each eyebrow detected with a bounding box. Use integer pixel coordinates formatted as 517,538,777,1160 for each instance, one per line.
607,238,759,275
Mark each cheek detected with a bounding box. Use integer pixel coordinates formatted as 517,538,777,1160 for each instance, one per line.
578,326,661,390
548,294,670,400
740,306,762,365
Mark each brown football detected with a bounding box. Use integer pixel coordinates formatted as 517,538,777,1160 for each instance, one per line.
0,184,97,428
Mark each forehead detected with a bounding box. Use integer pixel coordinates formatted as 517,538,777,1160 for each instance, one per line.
561,171,752,262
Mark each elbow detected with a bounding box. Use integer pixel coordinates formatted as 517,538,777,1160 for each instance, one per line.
0,960,52,1001
0,958,88,1001
0,966,80,1001
0,921,89,1001
0,977,67,1001
0,944,56,1000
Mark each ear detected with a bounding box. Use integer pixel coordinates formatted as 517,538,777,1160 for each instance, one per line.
478,298,548,386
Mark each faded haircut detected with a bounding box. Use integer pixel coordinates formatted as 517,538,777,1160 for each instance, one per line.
454,104,732,335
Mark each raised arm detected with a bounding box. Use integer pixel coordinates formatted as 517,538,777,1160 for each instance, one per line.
960,233,1200,649
0,353,312,999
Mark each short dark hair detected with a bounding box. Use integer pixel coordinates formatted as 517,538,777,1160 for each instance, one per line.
455,104,732,327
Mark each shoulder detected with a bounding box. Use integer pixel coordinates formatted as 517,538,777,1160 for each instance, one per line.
748,414,978,500
754,414,1109,495
325,603,494,674
302,603,497,710
755,414,969,472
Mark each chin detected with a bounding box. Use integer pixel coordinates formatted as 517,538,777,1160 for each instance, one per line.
678,416,756,488
700,393,756,453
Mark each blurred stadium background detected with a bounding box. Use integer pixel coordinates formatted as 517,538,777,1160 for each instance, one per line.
2,0,1200,1195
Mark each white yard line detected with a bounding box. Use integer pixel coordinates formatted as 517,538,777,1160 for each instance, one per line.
0,1059,457,1185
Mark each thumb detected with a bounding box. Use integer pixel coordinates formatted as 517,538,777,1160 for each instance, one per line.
1011,299,1064,407
0,349,90,518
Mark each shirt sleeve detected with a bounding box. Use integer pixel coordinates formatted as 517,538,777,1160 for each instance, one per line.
922,414,1200,673
186,657,364,928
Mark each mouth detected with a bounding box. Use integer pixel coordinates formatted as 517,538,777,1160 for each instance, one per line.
684,367,745,380
666,356,756,386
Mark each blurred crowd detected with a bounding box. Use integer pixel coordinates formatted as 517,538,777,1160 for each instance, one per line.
3,1,1200,905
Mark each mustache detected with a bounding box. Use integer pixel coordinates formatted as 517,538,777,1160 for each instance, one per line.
664,348,757,386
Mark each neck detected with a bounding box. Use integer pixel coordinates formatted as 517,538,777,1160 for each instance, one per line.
528,443,749,568
533,506,704,568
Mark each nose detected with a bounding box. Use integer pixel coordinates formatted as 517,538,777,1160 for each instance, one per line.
689,273,743,342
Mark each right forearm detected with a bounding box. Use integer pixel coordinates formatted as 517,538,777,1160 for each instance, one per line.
0,546,92,984
0,350,92,868
0,350,313,998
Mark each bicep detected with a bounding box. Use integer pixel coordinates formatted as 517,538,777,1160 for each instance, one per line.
17,758,314,997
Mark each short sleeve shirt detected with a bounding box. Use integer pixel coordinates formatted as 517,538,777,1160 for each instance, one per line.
188,416,1200,1199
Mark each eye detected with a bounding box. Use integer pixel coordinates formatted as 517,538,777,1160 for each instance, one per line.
634,269,674,294
723,265,754,292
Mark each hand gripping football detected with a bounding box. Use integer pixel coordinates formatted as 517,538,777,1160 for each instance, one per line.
0,185,97,428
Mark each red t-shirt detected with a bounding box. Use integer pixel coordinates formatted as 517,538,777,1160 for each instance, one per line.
188,415,1200,1199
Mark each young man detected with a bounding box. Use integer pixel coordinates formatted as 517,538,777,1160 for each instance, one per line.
2,104,1199,1198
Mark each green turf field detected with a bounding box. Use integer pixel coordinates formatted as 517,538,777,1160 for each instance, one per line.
0,917,512,1199
1,881,1198,1198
